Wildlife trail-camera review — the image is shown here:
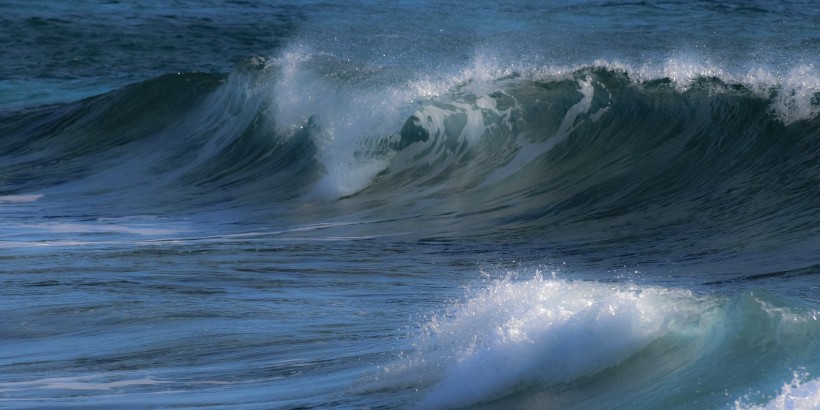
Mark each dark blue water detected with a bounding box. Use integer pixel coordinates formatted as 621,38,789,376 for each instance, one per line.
1,1,819,409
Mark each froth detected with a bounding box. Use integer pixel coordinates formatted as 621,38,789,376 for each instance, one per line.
736,373,820,410
384,274,716,409
268,45,418,198
0,194,43,203
592,57,819,124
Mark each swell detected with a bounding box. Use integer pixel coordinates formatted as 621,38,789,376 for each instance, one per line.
0,64,324,207
0,73,224,195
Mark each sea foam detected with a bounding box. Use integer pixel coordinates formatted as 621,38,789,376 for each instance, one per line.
736,373,820,410
383,273,719,409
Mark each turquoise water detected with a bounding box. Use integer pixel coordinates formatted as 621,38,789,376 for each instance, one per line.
1,1,819,408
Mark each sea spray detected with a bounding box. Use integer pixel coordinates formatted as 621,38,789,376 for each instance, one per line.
380,273,722,409
736,372,820,410
2,3,819,408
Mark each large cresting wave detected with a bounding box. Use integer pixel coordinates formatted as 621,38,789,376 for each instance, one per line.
1,52,818,248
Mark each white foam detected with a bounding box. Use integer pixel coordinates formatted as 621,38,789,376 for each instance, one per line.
736,373,820,410
5,221,183,236
658,58,819,124
309,157,391,199
0,194,43,203
0,375,163,392
381,273,716,409
0,217,189,248
591,57,819,125
765,64,820,125
469,51,820,126
268,45,419,199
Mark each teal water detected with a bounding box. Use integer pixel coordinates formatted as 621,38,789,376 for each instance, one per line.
1,1,819,408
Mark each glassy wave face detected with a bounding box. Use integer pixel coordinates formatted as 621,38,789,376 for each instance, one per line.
1,1,819,409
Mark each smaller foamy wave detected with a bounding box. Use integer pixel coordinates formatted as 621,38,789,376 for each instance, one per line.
382,273,720,409
736,372,820,410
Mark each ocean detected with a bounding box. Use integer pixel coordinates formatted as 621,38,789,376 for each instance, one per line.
1,1,819,408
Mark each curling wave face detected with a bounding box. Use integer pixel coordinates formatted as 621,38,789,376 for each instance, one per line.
2,55,817,262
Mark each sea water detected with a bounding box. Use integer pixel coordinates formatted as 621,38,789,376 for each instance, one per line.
1,1,819,409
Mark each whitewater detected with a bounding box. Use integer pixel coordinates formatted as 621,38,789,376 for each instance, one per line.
1,1,819,409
